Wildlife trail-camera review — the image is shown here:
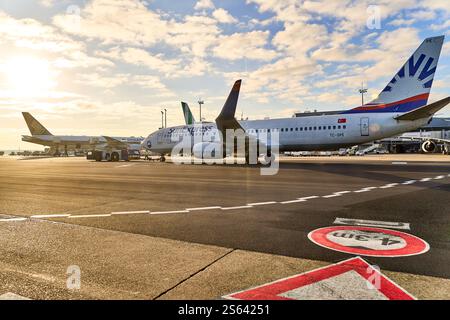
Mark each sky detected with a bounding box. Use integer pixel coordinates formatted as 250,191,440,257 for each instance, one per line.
0,0,449,150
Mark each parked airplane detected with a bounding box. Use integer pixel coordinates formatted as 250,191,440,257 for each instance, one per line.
142,36,450,163
21,112,144,156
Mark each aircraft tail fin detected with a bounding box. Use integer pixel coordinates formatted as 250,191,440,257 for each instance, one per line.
346,35,445,114
22,112,52,136
181,102,196,125
215,80,242,132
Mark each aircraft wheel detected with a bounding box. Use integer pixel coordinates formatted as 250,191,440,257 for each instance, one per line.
160,156,166,162
111,152,120,162
260,153,276,165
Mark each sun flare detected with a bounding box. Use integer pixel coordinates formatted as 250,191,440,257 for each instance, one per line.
2,56,57,98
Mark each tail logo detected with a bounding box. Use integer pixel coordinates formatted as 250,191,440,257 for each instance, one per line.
383,54,436,93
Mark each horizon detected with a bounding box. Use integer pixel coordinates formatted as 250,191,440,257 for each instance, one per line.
1,0,450,150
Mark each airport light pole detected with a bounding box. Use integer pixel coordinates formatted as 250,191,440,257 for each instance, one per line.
161,110,164,129
359,82,368,106
164,108,167,128
198,99,204,122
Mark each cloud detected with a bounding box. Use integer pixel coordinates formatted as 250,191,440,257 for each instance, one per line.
194,0,215,10
53,0,168,46
97,47,180,75
212,8,238,24
213,31,278,61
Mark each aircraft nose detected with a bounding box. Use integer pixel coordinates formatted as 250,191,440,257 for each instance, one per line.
142,137,152,150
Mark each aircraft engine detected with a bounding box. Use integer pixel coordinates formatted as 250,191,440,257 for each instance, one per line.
421,140,437,153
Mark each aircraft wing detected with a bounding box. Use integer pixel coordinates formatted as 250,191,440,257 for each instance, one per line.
101,136,129,149
402,136,450,144
395,96,450,121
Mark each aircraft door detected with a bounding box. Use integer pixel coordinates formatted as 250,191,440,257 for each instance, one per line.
360,117,369,136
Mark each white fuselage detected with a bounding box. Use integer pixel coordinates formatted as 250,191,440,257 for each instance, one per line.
143,113,430,154
22,135,144,151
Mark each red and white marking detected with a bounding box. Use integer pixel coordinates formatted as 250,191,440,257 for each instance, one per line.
308,226,429,257
224,257,415,300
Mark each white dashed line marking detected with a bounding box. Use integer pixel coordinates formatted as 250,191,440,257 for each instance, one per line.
334,191,352,195
247,201,277,206
150,210,189,215
281,199,307,204
69,214,111,218
31,214,70,218
186,206,222,211
379,183,399,189
299,196,319,200
0,218,28,222
2,173,448,221
392,162,407,165
354,187,377,193
221,205,253,211
322,194,340,198
111,210,150,215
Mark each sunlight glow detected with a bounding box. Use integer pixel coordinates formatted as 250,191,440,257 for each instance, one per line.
2,56,57,98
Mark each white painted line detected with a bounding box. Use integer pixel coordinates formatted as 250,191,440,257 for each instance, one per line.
434,175,445,180
150,210,189,215
334,217,410,230
186,206,221,211
392,162,407,165
31,214,70,218
299,196,319,200
111,210,150,215
334,191,352,195
0,218,27,222
402,180,416,185
247,201,277,206
69,214,111,218
281,199,307,204
354,187,377,193
0,292,31,300
221,205,253,211
420,177,432,182
322,194,340,198
379,183,399,189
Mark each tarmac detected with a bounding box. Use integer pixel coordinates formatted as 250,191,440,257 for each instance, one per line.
0,154,449,299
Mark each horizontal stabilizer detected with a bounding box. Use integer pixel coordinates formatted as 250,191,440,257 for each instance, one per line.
395,96,450,120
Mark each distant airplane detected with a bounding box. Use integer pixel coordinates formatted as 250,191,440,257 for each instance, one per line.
142,35,448,163
21,112,144,156
181,102,196,125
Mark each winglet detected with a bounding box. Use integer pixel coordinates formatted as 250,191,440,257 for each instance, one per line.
215,80,242,132
395,96,450,120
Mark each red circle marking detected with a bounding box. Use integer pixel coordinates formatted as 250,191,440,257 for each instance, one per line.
308,226,429,257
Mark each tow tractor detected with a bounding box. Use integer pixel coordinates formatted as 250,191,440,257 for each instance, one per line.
87,149,132,162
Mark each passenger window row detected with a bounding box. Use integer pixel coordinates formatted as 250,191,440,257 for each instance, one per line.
247,125,346,133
